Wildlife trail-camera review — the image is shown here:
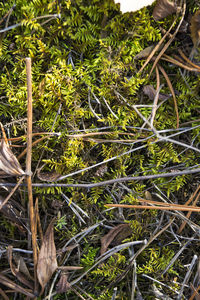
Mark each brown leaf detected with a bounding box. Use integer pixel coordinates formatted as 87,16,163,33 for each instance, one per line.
56,272,71,293
7,245,34,290
143,85,170,101
0,273,35,298
153,0,177,21
100,224,132,255
0,139,25,176
37,218,58,294
37,164,61,182
135,45,156,60
191,10,200,48
13,254,34,281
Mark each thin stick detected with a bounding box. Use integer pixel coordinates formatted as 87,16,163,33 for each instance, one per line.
25,57,38,294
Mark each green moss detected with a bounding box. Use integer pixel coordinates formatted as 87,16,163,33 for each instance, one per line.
0,0,199,299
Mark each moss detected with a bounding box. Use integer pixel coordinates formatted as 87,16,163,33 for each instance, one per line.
0,0,200,299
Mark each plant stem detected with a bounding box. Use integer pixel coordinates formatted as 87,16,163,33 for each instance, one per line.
25,57,38,295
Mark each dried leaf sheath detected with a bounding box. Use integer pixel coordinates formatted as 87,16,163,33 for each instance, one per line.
0,139,25,176
37,219,57,295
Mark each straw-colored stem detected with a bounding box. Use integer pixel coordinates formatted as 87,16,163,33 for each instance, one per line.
25,57,38,294
105,203,200,212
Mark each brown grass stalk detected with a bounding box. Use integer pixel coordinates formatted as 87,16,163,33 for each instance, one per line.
157,64,179,128
25,57,38,294
105,203,200,212
178,184,200,233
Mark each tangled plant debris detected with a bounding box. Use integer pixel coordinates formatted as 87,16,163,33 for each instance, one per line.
0,0,200,299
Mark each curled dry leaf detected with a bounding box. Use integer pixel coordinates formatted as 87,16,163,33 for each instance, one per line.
153,0,177,21
0,139,25,176
37,218,58,295
100,224,132,255
190,10,200,48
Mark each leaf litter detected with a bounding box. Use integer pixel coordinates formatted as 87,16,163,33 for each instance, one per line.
1,1,200,299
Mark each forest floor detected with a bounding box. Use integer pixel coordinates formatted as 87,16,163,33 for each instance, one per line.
0,0,200,299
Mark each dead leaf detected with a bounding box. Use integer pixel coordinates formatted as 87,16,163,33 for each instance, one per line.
100,224,132,255
37,218,58,295
0,273,35,298
143,85,170,101
135,45,157,60
37,164,61,182
153,0,177,21
13,254,34,281
7,246,34,290
0,139,25,176
56,272,71,293
191,10,200,48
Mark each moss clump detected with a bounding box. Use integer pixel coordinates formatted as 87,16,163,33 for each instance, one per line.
0,0,200,299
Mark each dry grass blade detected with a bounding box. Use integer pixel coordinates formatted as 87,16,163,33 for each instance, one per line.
150,66,161,127
105,203,200,212
0,273,35,298
25,57,38,294
158,64,179,128
178,185,200,234
35,197,44,244
161,54,199,71
37,218,58,295
178,49,200,71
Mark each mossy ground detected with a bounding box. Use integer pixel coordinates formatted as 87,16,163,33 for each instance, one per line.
0,0,200,299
